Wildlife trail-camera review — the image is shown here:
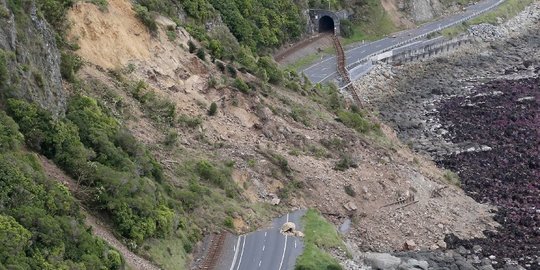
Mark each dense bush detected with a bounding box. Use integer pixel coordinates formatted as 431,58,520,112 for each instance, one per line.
60,52,83,82
233,78,250,93
0,112,124,269
129,81,177,126
6,98,172,244
340,19,354,38
209,0,304,51
0,50,8,91
0,111,22,151
133,3,158,33
337,109,380,134
37,0,74,29
257,56,283,85
208,102,218,116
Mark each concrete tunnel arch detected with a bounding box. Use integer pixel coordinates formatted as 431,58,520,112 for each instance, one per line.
319,15,335,33
309,9,341,35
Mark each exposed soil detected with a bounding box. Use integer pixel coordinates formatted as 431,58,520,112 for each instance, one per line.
65,0,512,268
274,33,334,66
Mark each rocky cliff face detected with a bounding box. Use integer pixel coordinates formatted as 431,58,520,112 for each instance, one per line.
403,0,445,22
0,0,65,116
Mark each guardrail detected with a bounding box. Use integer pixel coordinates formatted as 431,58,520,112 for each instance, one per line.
383,36,472,64
332,35,363,106
346,0,505,71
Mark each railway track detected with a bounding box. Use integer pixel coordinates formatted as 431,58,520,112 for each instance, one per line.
198,231,227,270
331,35,362,106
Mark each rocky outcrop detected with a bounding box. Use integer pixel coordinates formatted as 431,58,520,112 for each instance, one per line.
0,0,65,116
403,0,444,22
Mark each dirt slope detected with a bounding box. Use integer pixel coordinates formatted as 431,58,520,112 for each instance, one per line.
65,0,500,266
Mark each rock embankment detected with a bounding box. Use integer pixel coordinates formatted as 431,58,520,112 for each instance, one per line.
350,2,540,270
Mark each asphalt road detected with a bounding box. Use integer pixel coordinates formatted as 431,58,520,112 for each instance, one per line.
301,0,504,84
218,210,306,270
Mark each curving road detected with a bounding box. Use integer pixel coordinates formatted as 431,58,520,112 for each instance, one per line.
217,210,306,270
301,0,505,84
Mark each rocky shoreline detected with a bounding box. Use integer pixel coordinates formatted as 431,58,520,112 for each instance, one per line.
350,2,540,270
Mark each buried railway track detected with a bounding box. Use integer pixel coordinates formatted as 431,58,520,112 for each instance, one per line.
331,35,363,106
198,231,227,270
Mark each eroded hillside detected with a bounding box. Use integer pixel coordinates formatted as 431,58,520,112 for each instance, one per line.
65,0,497,267
0,0,504,269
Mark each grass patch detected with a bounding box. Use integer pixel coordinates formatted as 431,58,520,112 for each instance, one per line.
443,169,461,187
336,109,381,135
296,209,345,270
343,0,398,45
142,238,188,270
442,0,534,37
288,48,333,71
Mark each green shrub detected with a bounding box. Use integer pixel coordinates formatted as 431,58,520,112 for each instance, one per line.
223,216,234,229
337,109,380,134
216,61,225,72
178,114,202,128
208,39,224,59
60,52,83,82
279,179,303,200
257,56,283,85
340,19,353,38
0,111,23,151
208,102,218,116
166,30,177,41
164,130,178,146
188,40,197,53
38,0,74,29
227,64,237,78
0,50,8,90
0,151,123,269
233,78,250,93
6,98,170,244
129,82,177,125
334,154,355,171
133,4,157,34
196,48,206,61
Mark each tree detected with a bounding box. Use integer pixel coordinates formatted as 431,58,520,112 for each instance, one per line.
0,214,31,260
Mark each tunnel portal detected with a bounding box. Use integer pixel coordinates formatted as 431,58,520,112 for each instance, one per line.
309,10,341,35
319,15,335,33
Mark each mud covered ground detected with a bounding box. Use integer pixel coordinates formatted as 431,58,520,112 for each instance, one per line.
364,18,540,269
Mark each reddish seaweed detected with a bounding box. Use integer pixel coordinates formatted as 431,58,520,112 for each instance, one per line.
438,77,540,265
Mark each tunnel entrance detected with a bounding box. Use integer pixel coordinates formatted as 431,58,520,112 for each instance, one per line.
319,16,335,33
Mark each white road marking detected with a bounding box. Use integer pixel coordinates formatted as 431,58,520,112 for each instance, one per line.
277,214,290,270
315,72,337,84
229,236,242,270
302,56,336,73
264,232,267,237
294,240,297,249
235,236,246,270
259,260,262,267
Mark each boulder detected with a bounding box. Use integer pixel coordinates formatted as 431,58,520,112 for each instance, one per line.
404,240,417,251
343,201,358,211
280,222,296,234
399,259,429,270
364,253,401,270
271,197,281,205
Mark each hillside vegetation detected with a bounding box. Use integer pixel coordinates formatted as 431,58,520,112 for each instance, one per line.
0,0,505,268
